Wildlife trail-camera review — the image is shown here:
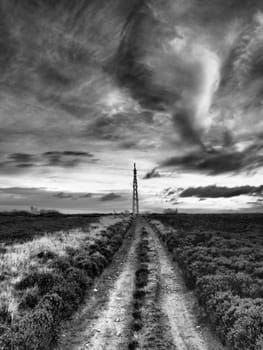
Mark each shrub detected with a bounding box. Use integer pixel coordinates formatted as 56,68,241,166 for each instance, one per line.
0,217,131,349
132,311,142,320
66,267,92,292
0,306,10,325
253,267,263,279
151,215,263,350
226,301,263,350
128,340,139,349
50,256,71,272
72,255,100,278
133,290,146,300
52,280,82,317
135,268,149,288
133,300,143,310
18,288,39,310
15,273,39,290
90,251,108,270
132,320,143,331
15,272,60,296
36,272,61,295
36,250,56,262
6,293,63,350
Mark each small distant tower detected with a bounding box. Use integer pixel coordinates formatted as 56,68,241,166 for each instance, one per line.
132,163,139,215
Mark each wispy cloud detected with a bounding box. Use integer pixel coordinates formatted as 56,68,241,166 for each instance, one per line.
180,185,263,198
143,168,161,180
53,191,93,200
0,1,262,212
161,144,263,175
100,193,123,202
0,151,97,173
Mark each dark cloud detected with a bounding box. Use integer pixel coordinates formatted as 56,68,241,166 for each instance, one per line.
0,187,121,212
60,151,93,157
0,0,263,216
43,151,96,167
0,187,94,202
84,114,139,142
79,193,93,199
0,0,143,112
180,185,263,199
119,140,138,150
8,153,36,163
0,0,261,154
143,168,161,180
115,1,206,147
0,0,212,151
162,144,263,175
54,192,74,200
53,192,93,200
16,163,35,168
0,151,97,172
0,187,45,195
100,192,122,201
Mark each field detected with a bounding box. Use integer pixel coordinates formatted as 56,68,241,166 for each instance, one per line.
0,213,263,349
0,213,105,244
150,213,263,350
0,213,132,349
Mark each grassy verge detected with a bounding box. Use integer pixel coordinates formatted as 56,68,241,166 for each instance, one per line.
0,217,133,350
128,227,172,350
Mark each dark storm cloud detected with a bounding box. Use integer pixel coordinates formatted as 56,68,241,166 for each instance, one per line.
16,163,35,168
143,168,161,180
0,0,211,150
100,193,122,202
60,151,93,157
115,1,205,147
162,144,263,175
43,151,96,167
8,153,36,163
0,151,96,173
180,185,263,199
0,0,145,108
0,0,263,184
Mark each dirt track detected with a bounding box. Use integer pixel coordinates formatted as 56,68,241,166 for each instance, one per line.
148,223,225,350
55,217,225,350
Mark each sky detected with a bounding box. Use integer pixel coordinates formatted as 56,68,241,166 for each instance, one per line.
0,0,263,213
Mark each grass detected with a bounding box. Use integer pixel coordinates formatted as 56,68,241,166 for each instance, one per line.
0,213,106,244
0,216,132,349
0,215,127,339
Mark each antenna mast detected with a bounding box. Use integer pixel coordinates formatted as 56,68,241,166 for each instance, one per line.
132,163,139,215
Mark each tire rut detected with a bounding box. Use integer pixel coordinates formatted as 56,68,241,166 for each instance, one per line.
56,218,226,350
144,220,225,350
55,219,143,350
83,226,139,350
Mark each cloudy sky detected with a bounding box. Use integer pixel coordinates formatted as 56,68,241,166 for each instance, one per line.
0,0,263,213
